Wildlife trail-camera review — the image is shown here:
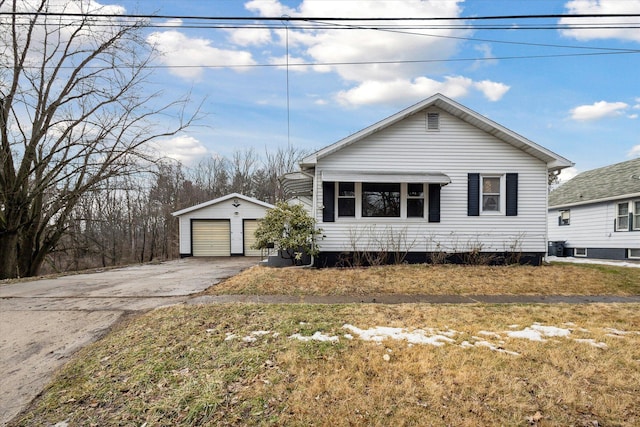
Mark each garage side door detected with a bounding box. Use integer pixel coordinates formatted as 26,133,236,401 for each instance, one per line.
243,219,262,257
192,220,230,256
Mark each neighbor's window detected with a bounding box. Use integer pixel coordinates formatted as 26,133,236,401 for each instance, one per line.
628,248,640,259
634,201,640,231
574,248,587,257
559,209,571,226
337,182,355,217
362,183,400,217
616,202,629,231
482,176,501,212
407,183,425,218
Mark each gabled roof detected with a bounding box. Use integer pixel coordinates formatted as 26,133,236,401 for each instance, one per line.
549,157,640,208
172,193,274,216
301,93,573,171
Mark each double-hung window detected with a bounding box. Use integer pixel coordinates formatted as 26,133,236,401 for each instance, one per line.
407,183,425,218
559,209,570,226
616,202,629,231
634,201,640,231
362,183,400,217
338,182,355,217
482,176,501,213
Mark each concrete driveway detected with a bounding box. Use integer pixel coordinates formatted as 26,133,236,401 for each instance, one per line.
0,257,257,425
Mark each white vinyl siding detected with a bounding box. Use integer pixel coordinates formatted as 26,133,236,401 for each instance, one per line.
548,201,640,250
192,220,230,256
243,220,262,256
314,108,549,253
177,196,272,256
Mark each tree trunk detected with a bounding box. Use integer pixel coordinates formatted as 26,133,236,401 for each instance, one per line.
0,233,19,279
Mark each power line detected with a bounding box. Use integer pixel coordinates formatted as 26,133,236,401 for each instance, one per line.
2,11,640,21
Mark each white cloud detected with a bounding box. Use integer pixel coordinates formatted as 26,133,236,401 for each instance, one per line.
473,80,511,101
242,0,511,106
227,27,273,46
154,135,209,164
558,167,579,184
560,0,640,42
570,101,629,121
629,145,640,157
336,76,473,106
146,30,256,79
268,54,310,72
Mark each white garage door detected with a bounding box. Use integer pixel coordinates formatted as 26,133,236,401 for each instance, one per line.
192,220,231,256
243,220,262,257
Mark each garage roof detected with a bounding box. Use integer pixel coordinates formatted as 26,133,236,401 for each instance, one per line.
172,193,274,217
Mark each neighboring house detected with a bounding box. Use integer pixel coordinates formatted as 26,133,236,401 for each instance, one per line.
283,93,573,266
548,158,640,261
172,193,274,257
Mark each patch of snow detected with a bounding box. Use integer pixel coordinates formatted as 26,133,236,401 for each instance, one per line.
460,341,474,349
531,324,571,338
473,340,520,356
508,324,571,342
604,328,628,336
242,336,257,343
382,354,391,361
546,255,640,268
252,330,271,336
224,333,237,341
342,324,455,347
344,334,353,340
507,329,545,341
574,338,608,349
508,324,519,329
289,331,340,342
53,422,69,427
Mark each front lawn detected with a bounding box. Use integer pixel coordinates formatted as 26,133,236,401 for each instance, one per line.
13,303,640,426
205,263,640,296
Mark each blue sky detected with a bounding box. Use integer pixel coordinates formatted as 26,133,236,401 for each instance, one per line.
112,0,638,179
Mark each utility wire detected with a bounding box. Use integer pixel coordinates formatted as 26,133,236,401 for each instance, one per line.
2,11,640,21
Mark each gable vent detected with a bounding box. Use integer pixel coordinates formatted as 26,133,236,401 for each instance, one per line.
427,112,440,130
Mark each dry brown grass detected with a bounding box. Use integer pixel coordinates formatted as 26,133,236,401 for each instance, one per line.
13,303,640,426
207,262,640,296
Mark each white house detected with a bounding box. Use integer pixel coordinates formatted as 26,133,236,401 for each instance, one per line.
172,193,274,257
548,158,640,261
283,93,573,266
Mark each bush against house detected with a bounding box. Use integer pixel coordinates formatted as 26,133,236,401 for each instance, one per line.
252,202,322,264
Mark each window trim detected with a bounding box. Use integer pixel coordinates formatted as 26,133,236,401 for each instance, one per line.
361,182,401,218
634,200,640,231
628,248,640,259
574,248,587,257
337,182,356,218
616,202,629,231
480,175,505,215
407,183,426,219
333,182,434,220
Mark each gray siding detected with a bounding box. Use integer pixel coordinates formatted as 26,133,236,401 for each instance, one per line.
548,200,640,252
314,107,549,253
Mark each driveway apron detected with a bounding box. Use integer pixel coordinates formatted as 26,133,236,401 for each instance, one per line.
0,257,257,426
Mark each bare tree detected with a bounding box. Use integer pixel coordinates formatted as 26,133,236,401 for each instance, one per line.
0,0,197,279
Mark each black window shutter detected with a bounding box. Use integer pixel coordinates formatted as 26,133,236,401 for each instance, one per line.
428,184,441,223
506,173,518,216
630,212,634,231
322,181,335,222
467,173,480,216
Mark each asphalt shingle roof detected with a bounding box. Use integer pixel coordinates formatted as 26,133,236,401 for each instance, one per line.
549,157,640,207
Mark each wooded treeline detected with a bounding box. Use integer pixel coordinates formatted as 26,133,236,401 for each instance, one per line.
44,146,306,275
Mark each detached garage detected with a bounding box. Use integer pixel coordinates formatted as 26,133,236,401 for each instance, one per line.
172,193,274,257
